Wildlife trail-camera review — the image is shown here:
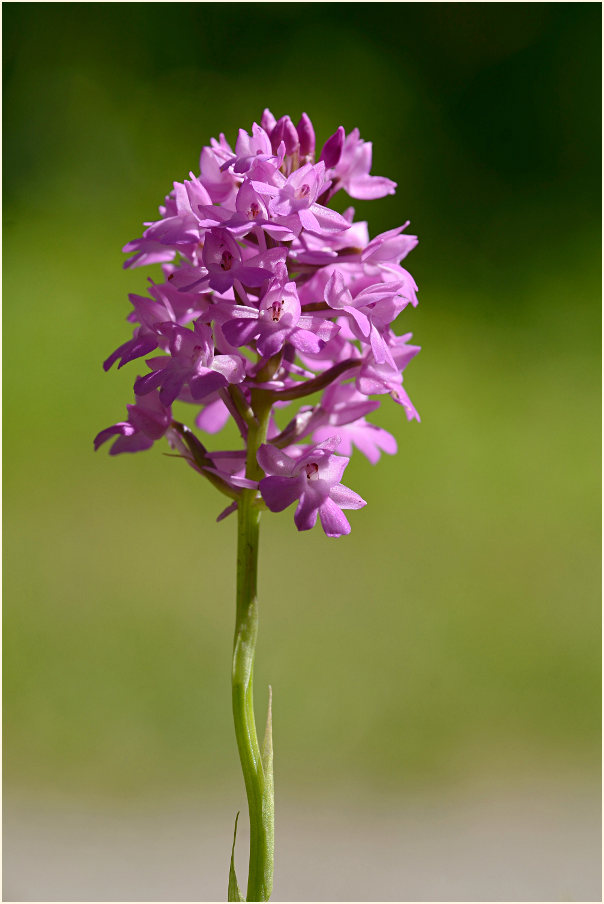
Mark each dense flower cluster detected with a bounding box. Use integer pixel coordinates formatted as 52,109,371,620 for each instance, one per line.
96,110,421,537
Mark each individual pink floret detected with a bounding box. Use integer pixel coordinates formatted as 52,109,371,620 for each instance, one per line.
331,127,397,200
257,437,366,537
94,391,172,455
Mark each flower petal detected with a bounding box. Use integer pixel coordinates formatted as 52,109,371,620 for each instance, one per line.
260,475,304,512
319,497,351,537
294,492,320,531
329,483,367,510
257,443,296,477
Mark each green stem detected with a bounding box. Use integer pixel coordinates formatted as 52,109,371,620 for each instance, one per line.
232,395,273,902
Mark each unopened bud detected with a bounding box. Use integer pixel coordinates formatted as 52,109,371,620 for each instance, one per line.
319,126,345,168
271,115,299,155
261,108,277,134
296,113,315,158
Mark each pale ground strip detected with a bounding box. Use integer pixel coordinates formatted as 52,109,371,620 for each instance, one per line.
3,778,601,902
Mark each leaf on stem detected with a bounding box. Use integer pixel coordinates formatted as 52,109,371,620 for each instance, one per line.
261,686,273,787
260,686,275,901
227,811,244,902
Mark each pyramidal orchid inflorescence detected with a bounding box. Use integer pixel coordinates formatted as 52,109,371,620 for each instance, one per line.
96,110,421,538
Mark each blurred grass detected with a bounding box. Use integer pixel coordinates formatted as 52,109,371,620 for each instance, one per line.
3,3,601,800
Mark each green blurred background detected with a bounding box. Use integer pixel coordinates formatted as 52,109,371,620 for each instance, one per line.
3,3,601,900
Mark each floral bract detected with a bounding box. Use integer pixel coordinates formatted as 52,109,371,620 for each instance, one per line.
96,110,421,538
